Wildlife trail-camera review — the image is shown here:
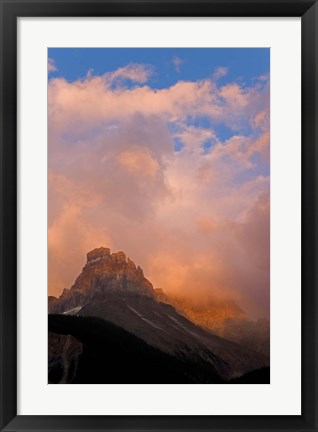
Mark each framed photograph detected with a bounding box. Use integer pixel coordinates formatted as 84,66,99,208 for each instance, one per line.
0,0,317,431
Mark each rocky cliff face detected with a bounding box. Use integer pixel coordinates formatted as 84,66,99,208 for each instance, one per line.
48,332,82,384
49,247,269,380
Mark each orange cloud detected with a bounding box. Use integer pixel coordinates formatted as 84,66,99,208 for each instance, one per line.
117,148,159,177
196,216,219,234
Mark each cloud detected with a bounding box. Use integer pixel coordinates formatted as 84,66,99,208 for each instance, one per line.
48,62,270,319
48,58,58,73
196,216,219,234
252,109,270,131
213,66,228,80
104,63,153,85
173,124,217,154
117,148,160,177
48,72,269,137
172,56,184,72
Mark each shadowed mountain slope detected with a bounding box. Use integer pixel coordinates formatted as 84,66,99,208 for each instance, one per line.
49,314,225,384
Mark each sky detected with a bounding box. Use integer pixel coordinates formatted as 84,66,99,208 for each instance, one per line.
48,48,270,319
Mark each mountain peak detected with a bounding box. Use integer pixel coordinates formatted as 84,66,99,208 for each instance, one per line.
84,247,145,278
86,247,138,269
50,248,155,314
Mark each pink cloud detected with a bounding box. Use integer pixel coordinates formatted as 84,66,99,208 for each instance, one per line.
48,58,57,73
252,109,270,131
174,124,216,154
104,63,153,85
48,72,269,136
213,66,228,80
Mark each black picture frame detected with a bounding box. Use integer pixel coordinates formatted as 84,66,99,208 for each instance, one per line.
0,0,317,431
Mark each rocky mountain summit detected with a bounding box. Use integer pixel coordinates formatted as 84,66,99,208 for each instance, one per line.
49,247,269,382
49,247,155,315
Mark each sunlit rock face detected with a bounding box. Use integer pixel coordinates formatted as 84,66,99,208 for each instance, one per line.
48,247,269,380
49,247,155,316
74,247,153,296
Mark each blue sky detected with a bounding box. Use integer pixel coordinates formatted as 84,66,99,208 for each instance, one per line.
48,47,269,88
